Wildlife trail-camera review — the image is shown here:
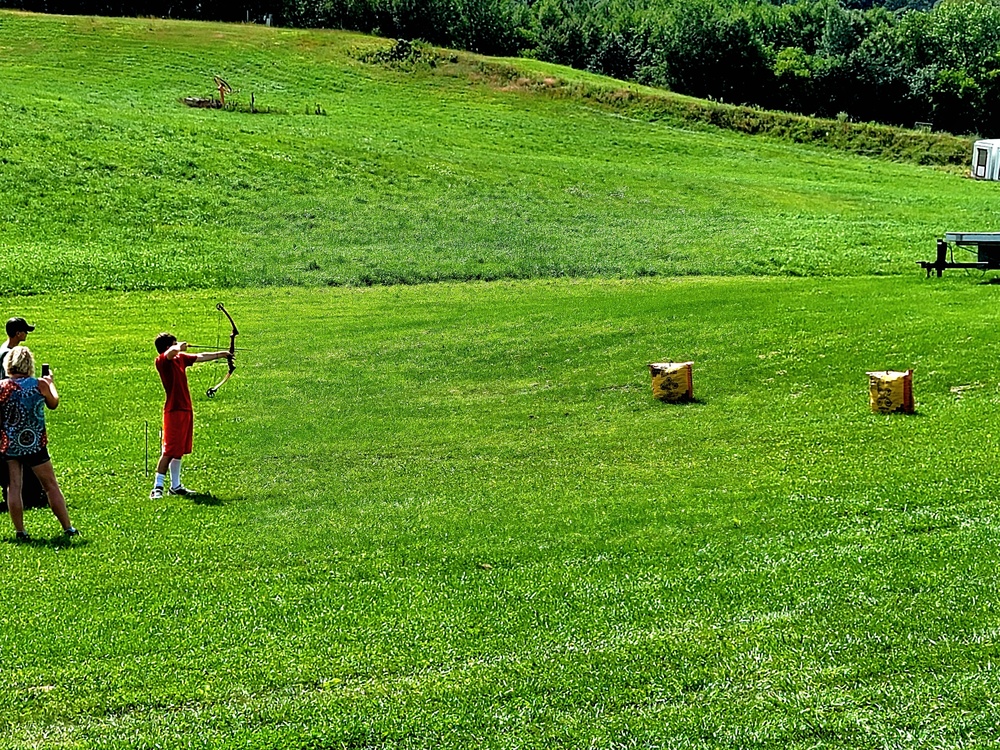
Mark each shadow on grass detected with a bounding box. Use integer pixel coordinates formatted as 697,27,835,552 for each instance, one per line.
649,396,708,406
3,534,90,550
596,384,709,406
190,492,225,506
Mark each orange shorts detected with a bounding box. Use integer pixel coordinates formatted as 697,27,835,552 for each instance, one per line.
162,410,193,458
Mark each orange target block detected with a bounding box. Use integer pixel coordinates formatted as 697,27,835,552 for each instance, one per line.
867,369,914,414
648,362,694,402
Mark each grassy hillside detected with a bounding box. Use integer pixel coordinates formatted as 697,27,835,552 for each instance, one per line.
2,10,999,292
4,10,1000,749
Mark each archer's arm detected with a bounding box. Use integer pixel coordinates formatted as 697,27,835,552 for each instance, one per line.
164,342,188,359
192,350,232,363
165,342,230,363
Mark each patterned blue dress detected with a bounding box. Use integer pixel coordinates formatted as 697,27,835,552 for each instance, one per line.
0,377,48,457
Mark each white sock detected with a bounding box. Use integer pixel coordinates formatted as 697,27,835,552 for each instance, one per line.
169,459,182,489
154,473,166,489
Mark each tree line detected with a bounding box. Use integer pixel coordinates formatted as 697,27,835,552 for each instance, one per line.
7,0,1000,136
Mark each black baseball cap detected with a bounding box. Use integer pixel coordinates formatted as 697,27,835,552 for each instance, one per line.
6,317,35,336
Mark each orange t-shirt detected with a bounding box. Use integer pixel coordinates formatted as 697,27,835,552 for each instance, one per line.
155,352,197,412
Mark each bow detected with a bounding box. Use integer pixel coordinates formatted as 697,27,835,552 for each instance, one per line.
206,303,238,398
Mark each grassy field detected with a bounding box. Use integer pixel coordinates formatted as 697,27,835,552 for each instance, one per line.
4,277,1000,748
5,9,1000,749
2,10,1000,292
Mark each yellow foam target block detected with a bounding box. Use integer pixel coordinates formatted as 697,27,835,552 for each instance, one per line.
648,362,694,402
866,369,914,414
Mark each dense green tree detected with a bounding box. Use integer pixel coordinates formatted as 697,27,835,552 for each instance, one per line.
773,45,820,112
650,0,772,104
527,0,592,68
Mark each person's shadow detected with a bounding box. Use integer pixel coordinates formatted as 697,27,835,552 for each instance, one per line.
5,534,90,549
190,492,225,506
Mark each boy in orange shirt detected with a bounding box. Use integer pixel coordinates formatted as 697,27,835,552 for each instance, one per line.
150,333,232,499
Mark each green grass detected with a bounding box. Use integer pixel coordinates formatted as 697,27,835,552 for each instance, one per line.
4,9,1000,749
2,10,1000,292
1,276,1000,748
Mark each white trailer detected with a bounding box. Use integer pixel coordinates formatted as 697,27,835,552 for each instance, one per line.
971,139,1000,179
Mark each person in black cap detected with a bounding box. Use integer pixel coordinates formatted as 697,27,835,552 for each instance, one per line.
0,318,35,378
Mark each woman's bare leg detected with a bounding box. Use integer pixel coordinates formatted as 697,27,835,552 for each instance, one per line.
31,461,72,531
6,460,24,534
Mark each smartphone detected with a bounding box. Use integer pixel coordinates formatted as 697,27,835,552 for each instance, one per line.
41,363,50,377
